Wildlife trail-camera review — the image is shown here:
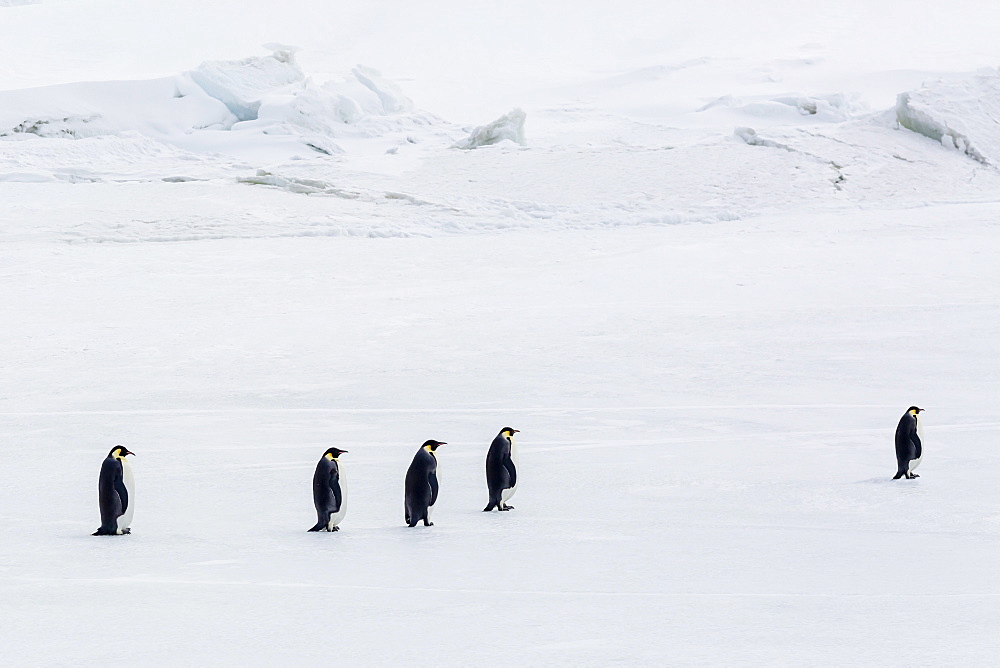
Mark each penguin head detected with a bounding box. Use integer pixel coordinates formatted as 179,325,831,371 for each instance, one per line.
108,445,134,459
907,406,924,415
500,427,520,439
422,440,446,452
324,447,348,460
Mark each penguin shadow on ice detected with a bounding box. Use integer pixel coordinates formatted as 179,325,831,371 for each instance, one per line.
93,446,135,536
893,406,924,480
308,447,348,532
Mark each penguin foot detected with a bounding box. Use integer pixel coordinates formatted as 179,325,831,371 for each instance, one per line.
331,526,340,532
502,504,514,510
424,521,434,527
122,528,131,534
910,473,920,478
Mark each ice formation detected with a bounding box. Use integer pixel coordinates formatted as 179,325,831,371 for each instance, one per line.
0,49,449,164
453,108,527,149
896,71,1000,165
190,49,305,123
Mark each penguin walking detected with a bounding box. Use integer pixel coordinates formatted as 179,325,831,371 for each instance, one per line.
404,440,445,527
893,406,924,479
308,447,348,532
484,427,520,511
93,446,135,536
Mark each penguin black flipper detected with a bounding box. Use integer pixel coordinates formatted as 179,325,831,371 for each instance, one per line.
330,468,343,514
428,469,439,507
114,471,129,515
502,454,517,489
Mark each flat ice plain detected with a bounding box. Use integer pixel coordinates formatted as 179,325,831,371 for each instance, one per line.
2,1,1000,664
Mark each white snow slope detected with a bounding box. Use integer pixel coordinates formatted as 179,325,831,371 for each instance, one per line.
2,1,1000,665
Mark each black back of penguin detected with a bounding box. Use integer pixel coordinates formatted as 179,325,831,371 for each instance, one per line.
893,406,923,479
484,427,519,511
94,445,134,536
404,440,445,527
309,447,347,531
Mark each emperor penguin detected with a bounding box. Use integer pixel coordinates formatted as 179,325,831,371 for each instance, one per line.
484,427,520,511
404,440,445,527
93,445,135,536
308,447,348,532
893,406,925,479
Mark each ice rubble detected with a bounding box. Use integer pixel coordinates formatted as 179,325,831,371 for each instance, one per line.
0,49,447,166
453,108,527,149
895,71,1000,165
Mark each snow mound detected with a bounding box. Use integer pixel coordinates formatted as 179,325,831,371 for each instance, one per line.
0,77,236,140
453,108,526,149
895,72,1000,165
699,93,865,124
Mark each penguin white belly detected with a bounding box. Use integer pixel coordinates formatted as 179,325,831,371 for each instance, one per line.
501,439,519,504
117,458,135,534
328,469,347,530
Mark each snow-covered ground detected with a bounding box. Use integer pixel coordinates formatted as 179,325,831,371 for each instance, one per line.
3,1,1000,664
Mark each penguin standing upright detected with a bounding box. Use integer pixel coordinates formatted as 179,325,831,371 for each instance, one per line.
404,440,445,527
893,406,924,479
484,427,520,511
93,446,135,536
308,447,348,532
